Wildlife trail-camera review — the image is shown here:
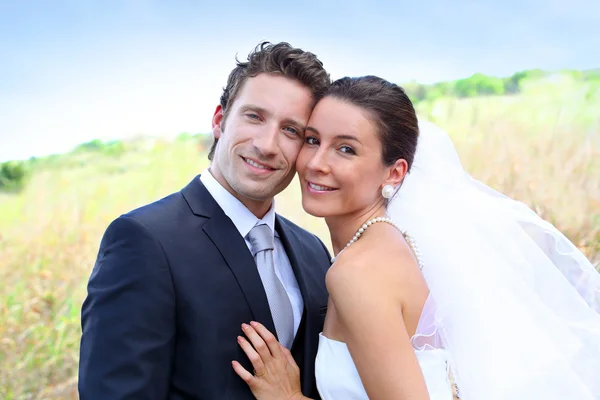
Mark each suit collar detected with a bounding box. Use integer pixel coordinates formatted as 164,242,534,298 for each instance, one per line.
180,174,220,218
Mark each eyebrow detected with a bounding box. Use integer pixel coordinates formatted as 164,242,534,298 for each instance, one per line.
305,126,362,144
241,104,305,129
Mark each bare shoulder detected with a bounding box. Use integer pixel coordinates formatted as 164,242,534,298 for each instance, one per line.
326,223,426,304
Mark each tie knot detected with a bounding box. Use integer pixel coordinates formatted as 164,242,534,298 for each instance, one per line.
247,224,274,256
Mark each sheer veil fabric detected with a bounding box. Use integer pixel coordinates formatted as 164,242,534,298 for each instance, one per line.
389,120,600,399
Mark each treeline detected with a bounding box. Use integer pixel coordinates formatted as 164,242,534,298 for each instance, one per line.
0,134,203,192
0,161,28,192
0,139,124,192
403,68,600,103
2,68,598,193
73,139,126,156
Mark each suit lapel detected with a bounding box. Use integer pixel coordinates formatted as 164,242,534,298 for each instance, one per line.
275,215,322,394
182,175,277,336
275,215,322,320
275,216,316,313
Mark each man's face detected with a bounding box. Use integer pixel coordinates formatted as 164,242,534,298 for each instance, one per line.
211,73,314,215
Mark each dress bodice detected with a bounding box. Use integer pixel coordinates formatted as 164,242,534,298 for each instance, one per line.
315,295,453,399
315,333,453,399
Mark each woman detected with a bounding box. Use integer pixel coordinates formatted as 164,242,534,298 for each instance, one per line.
232,76,600,399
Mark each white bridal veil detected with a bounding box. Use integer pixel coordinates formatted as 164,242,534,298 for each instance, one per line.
388,120,600,399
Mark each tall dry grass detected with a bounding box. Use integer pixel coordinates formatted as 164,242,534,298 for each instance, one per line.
1,80,598,399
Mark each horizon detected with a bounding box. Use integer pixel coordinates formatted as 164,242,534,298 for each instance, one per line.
2,66,597,164
2,0,600,162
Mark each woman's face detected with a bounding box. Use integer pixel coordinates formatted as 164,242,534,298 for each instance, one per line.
296,96,402,219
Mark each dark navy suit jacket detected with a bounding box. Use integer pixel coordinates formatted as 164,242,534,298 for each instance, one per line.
79,175,331,399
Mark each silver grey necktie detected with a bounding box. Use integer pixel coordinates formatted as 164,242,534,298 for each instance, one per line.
247,224,294,349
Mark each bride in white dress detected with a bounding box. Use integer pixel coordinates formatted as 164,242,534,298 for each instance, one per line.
232,76,600,400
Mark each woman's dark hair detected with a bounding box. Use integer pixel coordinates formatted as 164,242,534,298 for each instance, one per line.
325,75,419,171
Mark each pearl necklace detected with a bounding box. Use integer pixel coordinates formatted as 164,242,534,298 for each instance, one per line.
330,216,423,269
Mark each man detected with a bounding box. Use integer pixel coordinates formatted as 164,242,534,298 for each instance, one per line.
79,42,332,399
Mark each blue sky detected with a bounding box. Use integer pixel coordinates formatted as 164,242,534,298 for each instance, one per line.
1,0,599,162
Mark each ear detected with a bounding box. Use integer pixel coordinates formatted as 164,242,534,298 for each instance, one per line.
212,105,224,139
383,158,408,189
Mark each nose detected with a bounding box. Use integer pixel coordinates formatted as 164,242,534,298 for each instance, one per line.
306,147,331,175
253,124,279,157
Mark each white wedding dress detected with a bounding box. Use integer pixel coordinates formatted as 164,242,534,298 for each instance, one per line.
312,120,600,399
315,295,454,400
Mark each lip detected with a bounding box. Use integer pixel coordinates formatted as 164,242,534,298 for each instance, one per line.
305,180,339,194
241,156,277,175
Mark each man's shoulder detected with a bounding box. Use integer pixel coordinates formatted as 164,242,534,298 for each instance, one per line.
109,184,201,240
124,191,185,225
277,214,325,247
119,175,207,229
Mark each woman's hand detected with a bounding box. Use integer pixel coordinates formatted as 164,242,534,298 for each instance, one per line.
232,321,309,400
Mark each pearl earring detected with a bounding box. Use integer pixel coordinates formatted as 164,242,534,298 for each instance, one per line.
381,184,395,199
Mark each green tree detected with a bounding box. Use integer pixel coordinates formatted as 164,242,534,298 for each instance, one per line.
74,139,125,156
504,69,547,93
0,161,29,192
454,73,505,97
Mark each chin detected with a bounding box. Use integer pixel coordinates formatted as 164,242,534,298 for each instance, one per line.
240,185,279,201
301,197,336,218
228,180,268,200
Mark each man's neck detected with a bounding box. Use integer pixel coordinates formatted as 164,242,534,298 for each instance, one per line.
208,165,273,219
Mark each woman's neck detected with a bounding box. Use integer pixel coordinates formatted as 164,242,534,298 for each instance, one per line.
326,204,388,256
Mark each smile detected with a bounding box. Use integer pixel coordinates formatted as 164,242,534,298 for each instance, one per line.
307,181,338,192
242,157,276,171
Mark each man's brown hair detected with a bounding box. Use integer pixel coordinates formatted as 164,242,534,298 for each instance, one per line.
208,41,330,160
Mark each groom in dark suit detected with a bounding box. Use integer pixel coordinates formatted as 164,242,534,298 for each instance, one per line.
78,42,332,399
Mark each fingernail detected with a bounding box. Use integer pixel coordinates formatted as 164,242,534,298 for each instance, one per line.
242,323,249,330
237,336,243,343
250,321,258,327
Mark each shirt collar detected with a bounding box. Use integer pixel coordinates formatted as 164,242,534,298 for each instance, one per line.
200,168,277,239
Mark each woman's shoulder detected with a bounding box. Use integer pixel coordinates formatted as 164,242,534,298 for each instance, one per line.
326,223,422,297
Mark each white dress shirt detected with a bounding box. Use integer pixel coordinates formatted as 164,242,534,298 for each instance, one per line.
200,169,304,337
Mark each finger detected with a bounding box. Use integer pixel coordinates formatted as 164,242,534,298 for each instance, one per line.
237,335,265,375
232,360,256,384
280,343,298,367
251,321,283,358
242,323,273,360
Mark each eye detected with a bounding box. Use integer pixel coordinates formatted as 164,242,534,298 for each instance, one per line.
305,136,320,145
340,145,356,155
284,127,299,136
245,113,260,120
